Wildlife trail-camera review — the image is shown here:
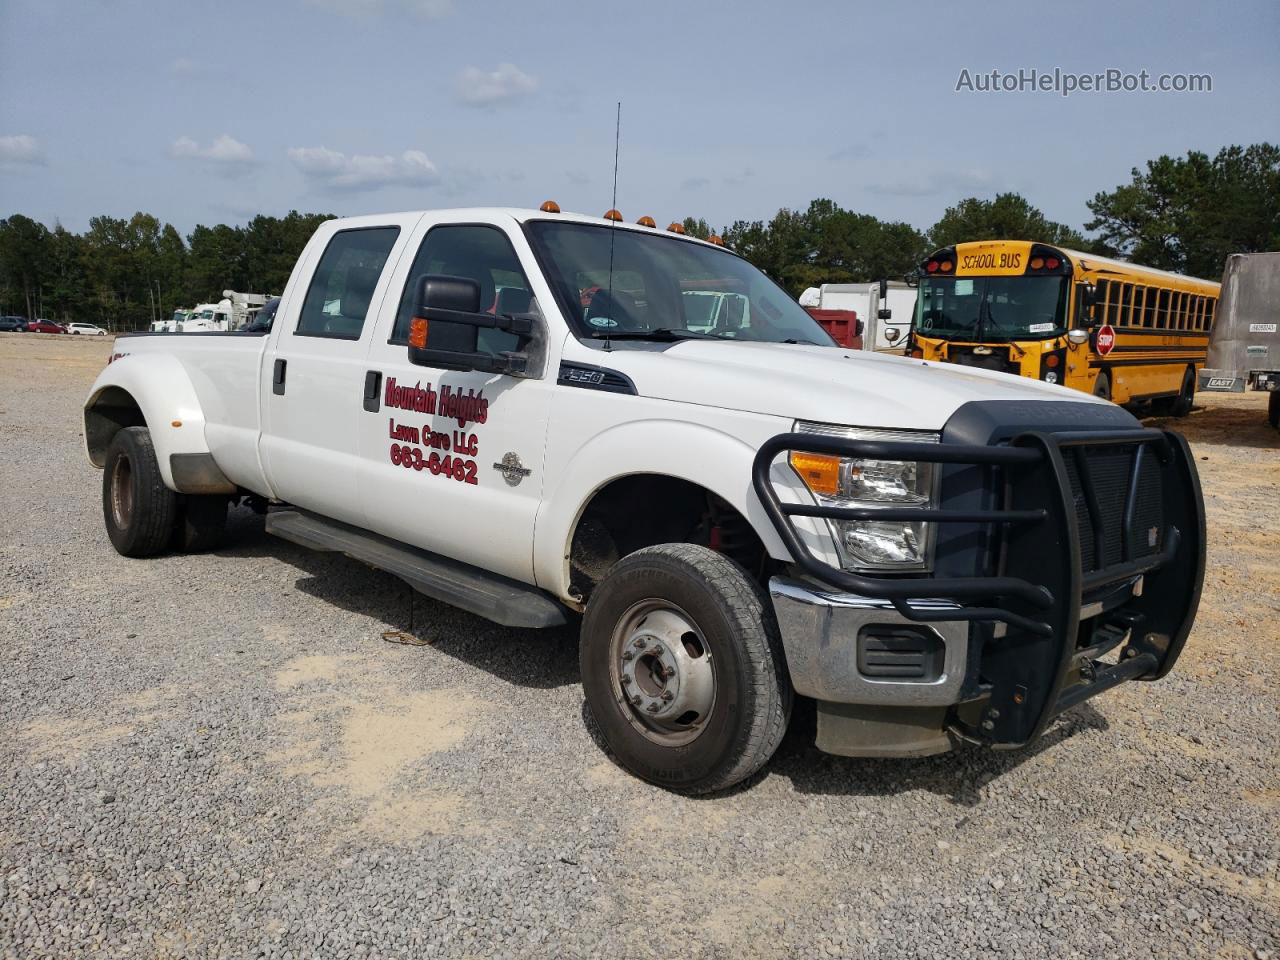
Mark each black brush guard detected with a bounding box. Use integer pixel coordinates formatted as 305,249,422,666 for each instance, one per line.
752,427,1206,748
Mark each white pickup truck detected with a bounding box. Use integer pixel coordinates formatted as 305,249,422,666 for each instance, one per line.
83,206,1207,792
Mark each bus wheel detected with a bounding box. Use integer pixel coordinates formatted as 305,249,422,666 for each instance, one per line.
1170,367,1196,417
1092,373,1111,401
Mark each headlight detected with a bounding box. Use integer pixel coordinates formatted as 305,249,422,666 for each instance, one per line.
789,423,940,572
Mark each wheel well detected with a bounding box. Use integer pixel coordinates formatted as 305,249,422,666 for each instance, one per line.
568,474,766,603
85,386,145,467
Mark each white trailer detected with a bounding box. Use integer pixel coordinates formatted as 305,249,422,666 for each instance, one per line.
798,281,916,352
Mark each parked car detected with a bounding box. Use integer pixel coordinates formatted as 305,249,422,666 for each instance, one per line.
66,322,108,336
83,205,1207,793
242,297,280,333
27,319,67,334
0,315,29,332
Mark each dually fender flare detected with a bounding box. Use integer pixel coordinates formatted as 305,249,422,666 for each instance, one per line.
83,353,232,493
531,418,822,597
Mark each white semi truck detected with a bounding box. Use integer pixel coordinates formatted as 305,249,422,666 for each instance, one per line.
83,206,1206,792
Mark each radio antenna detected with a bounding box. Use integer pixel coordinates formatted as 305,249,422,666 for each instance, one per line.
604,101,621,352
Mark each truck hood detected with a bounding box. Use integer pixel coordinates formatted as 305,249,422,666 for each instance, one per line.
580,340,1103,431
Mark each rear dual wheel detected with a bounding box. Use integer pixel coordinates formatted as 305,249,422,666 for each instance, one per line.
580,544,792,793
103,426,228,557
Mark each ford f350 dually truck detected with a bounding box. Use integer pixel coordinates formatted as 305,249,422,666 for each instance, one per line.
83,206,1206,792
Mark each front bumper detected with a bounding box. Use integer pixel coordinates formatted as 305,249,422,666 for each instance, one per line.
754,418,1206,755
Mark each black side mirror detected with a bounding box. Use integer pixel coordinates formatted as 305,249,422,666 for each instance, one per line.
408,274,532,374
877,307,892,320
878,278,889,301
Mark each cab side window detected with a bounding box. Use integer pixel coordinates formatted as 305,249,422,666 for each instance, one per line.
297,227,400,340
392,224,532,354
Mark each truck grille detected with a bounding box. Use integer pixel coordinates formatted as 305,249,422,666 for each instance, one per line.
1062,444,1164,573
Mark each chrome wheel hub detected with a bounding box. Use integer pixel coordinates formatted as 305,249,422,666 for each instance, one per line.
612,601,715,745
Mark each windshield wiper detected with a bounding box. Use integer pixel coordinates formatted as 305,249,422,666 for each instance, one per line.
587,327,719,341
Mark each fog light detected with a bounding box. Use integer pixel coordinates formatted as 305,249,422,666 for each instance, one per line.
1043,371,1059,384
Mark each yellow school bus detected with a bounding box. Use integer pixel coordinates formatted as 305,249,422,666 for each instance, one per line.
909,241,1221,415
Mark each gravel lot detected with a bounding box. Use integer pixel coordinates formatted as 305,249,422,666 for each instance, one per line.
1,334,1277,960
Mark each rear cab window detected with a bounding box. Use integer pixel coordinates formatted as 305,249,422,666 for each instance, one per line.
296,227,401,340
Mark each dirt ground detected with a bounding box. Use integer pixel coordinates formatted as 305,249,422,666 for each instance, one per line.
1,333,1277,960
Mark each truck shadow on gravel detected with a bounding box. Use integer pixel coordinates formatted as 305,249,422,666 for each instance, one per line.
1144,402,1278,449
217,509,580,690
222,508,1111,801
760,698,1111,806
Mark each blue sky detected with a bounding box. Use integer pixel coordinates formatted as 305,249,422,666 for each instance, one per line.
1,0,1277,235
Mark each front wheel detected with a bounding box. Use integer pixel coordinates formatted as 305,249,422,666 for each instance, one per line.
580,543,792,793
1092,372,1111,401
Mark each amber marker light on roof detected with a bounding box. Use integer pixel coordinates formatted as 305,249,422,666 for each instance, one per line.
539,200,561,213
707,235,724,246
637,216,656,227
603,209,623,221
667,222,686,234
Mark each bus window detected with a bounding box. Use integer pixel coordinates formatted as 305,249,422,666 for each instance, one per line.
1156,289,1170,328
1119,283,1134,327
1206,298,1216,332
1096,279,1113,325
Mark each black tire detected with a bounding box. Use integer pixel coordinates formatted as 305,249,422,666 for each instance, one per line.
1269,390,1279,429
174,495,229,552
1169,367,1196,417
103,426,177,557
1092,372,1111,401
580,543,792,793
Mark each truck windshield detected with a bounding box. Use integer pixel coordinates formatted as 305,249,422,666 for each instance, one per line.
525,221,834,346
916,276,1069,341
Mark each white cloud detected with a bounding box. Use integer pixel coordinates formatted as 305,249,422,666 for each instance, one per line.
305,0,454,18
288,145,440,192
454,63,538,108
172,134,257,177
0,134,46,166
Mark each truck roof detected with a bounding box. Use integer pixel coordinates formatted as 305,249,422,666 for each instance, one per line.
327,207,727,248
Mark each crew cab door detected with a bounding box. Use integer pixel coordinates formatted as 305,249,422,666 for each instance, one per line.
356,215,555,584
259,217,414,526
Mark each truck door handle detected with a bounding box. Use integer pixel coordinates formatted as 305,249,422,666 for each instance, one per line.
273,358,287,395
363,370,382,412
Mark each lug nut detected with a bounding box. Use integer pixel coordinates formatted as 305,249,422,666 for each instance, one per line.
621,650,634,661
646,703,660,713
651,645,664,656
981,720,995,731
631,695,642,706
663,666,676,679
620,676,631,686
661,691,674,702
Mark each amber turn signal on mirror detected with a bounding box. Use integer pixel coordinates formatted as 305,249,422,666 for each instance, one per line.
408,316,429,348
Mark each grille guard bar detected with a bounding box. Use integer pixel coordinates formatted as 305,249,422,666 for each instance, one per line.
752,425,1206,748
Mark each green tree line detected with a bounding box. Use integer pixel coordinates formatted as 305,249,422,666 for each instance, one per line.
2,144,1275,327
0,211,333,330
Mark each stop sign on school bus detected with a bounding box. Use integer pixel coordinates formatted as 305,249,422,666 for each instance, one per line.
1095,324,1117,356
